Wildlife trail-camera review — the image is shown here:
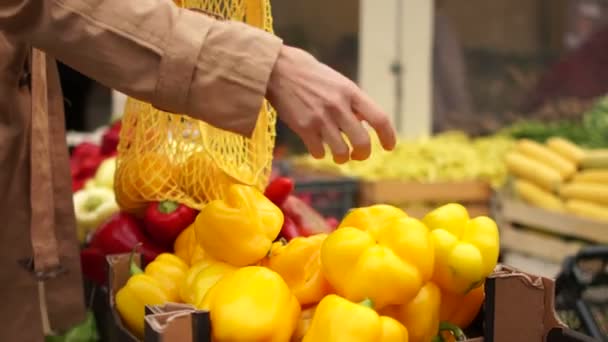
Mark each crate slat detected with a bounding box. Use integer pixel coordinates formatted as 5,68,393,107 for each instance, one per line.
500,223,585,263
359,180,492,205
497,193,608,244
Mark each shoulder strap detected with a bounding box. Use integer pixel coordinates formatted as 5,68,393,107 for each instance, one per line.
30,48,63,277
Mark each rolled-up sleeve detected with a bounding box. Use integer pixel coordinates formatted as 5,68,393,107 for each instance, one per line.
0,0,282,136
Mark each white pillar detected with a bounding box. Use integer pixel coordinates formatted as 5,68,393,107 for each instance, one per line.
358,0,398,128
359,0,434,138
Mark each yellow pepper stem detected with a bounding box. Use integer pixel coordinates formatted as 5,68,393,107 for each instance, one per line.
358,298,374,309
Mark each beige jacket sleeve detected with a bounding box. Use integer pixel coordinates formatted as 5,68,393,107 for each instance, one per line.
0,0,282,136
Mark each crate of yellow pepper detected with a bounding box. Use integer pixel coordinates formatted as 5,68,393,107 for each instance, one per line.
104,183,593,342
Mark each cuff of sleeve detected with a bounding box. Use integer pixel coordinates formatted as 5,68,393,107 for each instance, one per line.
152,8,212,115
186,20,283,137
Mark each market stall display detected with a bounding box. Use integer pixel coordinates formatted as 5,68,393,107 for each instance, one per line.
56,0,608,339
107,199,498,342
505,137,608,222
107,256,594,342
505,95,608,149
496,128,608,264
292,131,514,218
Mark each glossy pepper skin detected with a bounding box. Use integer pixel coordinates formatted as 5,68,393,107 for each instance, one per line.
80,213,167,286
180,259,236,307
263,234,332,306
279,215,313,241
194,184,283,266
199,266,301,342
322,211,434,309
291,305,318,342
281,195,332,236
440,283,485,329
380,282,441,342
422,204,500,295
173,224,206,266
339,204,409,236
302,295,408,342
264,176,294,207
88,213,167,261
144,200,198,248
143,253,189,302
114,254,179,339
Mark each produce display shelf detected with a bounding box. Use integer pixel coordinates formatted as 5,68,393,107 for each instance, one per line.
494,192,608,263
358,180,494,219
288,163,495,219
277,162,359,220
105,254,595,342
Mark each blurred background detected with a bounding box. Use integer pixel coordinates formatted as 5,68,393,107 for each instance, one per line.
68,0,608,150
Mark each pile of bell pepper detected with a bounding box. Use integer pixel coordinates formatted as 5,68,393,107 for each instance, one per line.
114,182,500,342
70,120,121,192
71,120,124,242
80,199,199,286
70,120,208,287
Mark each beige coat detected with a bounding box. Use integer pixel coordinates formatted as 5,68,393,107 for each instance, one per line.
0,1,281,340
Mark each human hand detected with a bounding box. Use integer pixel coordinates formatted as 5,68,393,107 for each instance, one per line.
266,46,396,163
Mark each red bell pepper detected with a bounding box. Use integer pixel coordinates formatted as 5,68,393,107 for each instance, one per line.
281,195,333,234
70,142,104,183
278,216,312,241
80,247,107,286
100,121,121,156
81,212,168,286
325,217,340,229
143,201,198,247
72,142,102,161
264,177,294,207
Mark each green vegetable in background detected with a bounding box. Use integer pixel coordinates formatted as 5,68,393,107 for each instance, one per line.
45,310,98,342
503,95,608,148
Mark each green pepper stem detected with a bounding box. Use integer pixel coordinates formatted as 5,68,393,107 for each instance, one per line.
358,298,374,309
431,335,445,342
129,243,144,276
438,321,466,341
158,201,179,214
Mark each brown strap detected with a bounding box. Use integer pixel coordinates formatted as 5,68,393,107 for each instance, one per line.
30,49,63,275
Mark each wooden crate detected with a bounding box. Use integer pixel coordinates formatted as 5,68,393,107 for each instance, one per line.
494,192,608,263
358,180,494,218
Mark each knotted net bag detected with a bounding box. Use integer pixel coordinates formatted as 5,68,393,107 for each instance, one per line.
115,0,276,212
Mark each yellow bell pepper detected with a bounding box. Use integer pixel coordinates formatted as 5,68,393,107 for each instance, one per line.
263,234,333,306
339,204,408,236
115,274,169,339
302,295,408,342
179,259,236,306
143,253,189,302
194,184,283,266
180,259,214,303
291,305,318,342
380,282,441,342
115,252,187,338
440,283,485,329
174,224,206,266
200,266,301,342
423,204,500,295
322,214,434,309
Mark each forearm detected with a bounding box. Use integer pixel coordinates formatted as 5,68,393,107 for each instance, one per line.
0,0,282,136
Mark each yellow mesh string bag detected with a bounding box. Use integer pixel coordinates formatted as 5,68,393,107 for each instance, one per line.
114,0,276,213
